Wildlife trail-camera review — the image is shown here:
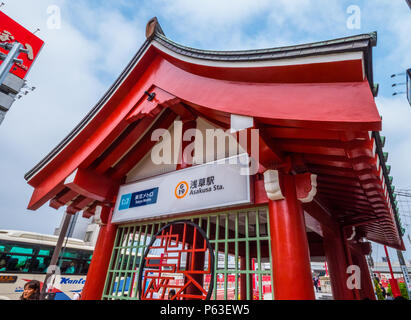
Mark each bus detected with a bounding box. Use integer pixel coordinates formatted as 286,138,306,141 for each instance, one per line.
0,229,94,300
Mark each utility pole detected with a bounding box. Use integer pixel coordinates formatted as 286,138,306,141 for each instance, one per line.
40,211,73,300
397,250,411,298
383,246,401,297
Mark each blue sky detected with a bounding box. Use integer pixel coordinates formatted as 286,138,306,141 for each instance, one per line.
0,0,410,263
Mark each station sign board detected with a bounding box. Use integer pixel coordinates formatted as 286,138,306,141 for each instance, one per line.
0,11,44,79
112,154,252,224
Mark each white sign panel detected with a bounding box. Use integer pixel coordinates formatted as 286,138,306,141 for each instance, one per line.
112,154,251,224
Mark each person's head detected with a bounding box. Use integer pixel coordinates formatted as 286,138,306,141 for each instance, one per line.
0,255,8,267
168,289,176,300
21,280,40,300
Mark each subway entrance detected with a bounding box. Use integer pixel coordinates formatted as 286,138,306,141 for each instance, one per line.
102,207,274,300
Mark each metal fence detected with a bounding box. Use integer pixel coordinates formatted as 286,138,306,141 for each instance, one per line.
102,206,274,300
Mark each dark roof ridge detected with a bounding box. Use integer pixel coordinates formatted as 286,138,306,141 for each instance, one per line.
149,16,376,61
154,30,377,56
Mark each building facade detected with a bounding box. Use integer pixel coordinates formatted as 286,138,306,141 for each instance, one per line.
24,18,405,300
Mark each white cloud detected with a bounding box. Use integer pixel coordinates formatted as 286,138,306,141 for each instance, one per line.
0,0,143,234
376,96,411,189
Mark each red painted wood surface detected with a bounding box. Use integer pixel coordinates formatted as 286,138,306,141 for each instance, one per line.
268,173,315,300
81,207,117,300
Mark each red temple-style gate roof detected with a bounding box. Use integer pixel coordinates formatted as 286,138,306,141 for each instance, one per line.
25,18,404,250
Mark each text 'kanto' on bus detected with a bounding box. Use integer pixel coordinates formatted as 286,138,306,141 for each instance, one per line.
23,18,405,300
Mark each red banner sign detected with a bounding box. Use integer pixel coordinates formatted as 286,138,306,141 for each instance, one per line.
0,11,44,79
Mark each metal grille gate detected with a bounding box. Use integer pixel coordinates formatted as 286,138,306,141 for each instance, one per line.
102,206,274,300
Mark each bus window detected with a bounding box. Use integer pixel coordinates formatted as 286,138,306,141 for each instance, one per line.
61,250,80,259
38,248,53,256
81,261,90,274
28,257,48,273
1,254,31,272
60,260,78,274
0,254,8,271
0,242,35,255
10,245,34,255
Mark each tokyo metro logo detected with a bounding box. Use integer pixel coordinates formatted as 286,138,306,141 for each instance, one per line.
119,187,159,210
175,181,189,199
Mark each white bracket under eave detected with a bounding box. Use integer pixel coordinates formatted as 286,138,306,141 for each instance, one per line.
263,170,285,200
94,205,105,226
298,174,318,203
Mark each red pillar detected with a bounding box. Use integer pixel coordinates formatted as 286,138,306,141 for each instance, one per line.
351,249,376,300
81,207,118,300
384,246,401,298
268,173,315,300
342,232,360,300
323,229,355,300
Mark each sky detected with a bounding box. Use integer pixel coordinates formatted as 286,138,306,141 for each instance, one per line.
0,0,410,263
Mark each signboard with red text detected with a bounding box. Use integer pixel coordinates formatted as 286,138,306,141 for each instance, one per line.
0,11,44,79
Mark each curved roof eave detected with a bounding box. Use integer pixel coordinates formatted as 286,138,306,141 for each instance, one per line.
24,18,377,183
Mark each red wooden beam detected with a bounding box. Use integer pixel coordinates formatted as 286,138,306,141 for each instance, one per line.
275,139,347,157
82,202,97,219
256,126,285,169
93,116,159,174
64,168,120,203
80,121,130,169
169,102,196,122
110,109,177,179
49,189,78,209
318,188,369,202
125,86,176,123
264,126,342,141
302,199,339,235
186,103,230,129
317,182,366,196
342,217,385,228
67,196,94,213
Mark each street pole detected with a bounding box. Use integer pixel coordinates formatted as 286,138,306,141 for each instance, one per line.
0,41,30,126
396,250,411,298
0,42,23,85
366,254,378,300
40,211,73,300
383,245,401,298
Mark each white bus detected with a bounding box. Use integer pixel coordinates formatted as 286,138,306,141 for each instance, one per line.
0,230,94,300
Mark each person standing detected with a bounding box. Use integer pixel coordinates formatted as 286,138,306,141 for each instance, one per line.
20,280,41,300
313,276,319,292
380,282,387,299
